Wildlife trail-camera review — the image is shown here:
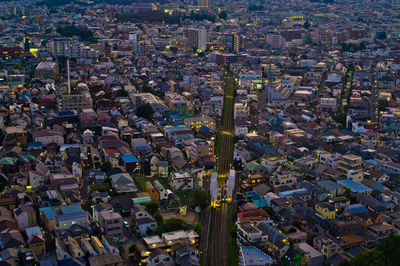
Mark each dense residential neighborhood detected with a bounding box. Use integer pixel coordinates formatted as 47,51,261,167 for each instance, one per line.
0,0,400,265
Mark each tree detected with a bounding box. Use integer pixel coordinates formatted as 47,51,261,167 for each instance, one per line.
142,85,155,94
218,11,227,20
350,249,385,266
144,201,160,216
156,218,188,234
115,88,129,97
189,190,210,209
100,161,112,173
57,25,97,43
136,104,154,120
303,21,311,29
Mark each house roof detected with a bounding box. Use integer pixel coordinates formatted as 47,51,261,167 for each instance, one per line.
121,154,139,163
40,207,57,220
57,211,87,222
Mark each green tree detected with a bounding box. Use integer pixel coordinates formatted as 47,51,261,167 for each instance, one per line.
189,190,210,209
142,84,155,94
144,201,160,216
100,161,112,173
350,249,385,266
57,25,97,43
115,88,129,97
136,104,154,120
156,218,188,234
303,21,311,29
218,11,227,20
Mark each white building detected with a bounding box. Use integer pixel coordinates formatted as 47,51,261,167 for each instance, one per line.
187,27,206,51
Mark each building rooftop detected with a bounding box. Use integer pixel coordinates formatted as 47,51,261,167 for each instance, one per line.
239,246,275,265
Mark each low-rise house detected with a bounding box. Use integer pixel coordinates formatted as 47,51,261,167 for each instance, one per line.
110,172,137,193
315,203,336,219
56,211,88,230
14,205,36,230
88,253,124,266
257,221,290,258
98,209,123,235
91,236,107,255
132,206,157,236
170,171,194,191
147,248,175,266
26,227,45,256
237,221,268,246
150,156,168,178
154,180,168,201
295,242,323,266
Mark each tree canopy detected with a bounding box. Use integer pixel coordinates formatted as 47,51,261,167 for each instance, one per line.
144,201,160,216
57,25,97,43
340,235,400,266
188,190,210,209
136,104,154,121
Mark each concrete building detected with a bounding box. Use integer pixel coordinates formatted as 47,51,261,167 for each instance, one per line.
58,92,93,111
34,61,59,80
164,92,194,116
98,209,123,235
266,34,285,49
190,138,214,161
337,154,364,183
187,28,206,52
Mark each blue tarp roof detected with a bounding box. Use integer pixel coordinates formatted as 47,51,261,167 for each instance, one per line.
121,154,139,163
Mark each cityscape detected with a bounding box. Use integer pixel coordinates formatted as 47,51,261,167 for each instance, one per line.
0,0,399,265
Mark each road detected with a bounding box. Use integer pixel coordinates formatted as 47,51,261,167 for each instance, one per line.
206,72,235,266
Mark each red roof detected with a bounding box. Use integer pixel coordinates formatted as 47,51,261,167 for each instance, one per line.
237,209,270,221
103,148,119,155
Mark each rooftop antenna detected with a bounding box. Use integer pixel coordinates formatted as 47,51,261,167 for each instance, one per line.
67,58,71,94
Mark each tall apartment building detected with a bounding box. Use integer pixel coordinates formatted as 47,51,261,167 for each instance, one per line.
164,92,193,116
266,34,286,49
225,33,243,53
336,154,364,183
50,38,99,58
187,28,206,52
58,92,93,111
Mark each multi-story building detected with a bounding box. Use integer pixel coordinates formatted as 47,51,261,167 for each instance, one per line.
50,38,99,58
225,33,243,53
98,209,123,235
190,139,214,161
295,243,323,266
164,92,194,116
336,154,364,182
131,93,170,114
184,116,216,131
187,27,206,52
237,221,268,246
58,92,93,111
266,34,286,49
32,129,64,146
269,167,296,187
34,61,59,80
170,171,194,191
261,156,287,174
